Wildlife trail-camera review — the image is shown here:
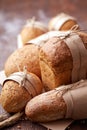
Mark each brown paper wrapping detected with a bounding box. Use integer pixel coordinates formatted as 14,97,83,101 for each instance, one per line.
52,79,87,120
0,71,6,85
64,32,87,82
17,31,62,48
17,34,23,48
28,31,71,46
63,80,87,119
42,119,73,130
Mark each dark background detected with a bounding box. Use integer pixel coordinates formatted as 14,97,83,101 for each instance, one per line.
0,0,87,129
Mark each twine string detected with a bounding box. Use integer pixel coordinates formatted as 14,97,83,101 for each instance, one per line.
70,24,79,31
55,24,80,40
26,16,36,27
5,64,38,98
55,80,85,98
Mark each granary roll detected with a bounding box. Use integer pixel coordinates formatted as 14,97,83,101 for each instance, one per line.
0,71,43,113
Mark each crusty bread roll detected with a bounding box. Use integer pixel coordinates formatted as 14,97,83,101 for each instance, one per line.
5,44,41,78
25,80,87,122
25,85,66,122
39,31,87,90
18,19,48,47
0,72,43,113
48,13,78,31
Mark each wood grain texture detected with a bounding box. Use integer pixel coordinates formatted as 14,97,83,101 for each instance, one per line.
0,0,87,129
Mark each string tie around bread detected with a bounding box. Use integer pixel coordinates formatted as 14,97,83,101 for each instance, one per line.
54,25,80,40
3,65,38,98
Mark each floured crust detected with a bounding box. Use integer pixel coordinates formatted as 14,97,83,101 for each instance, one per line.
25,89,66,122
5,44,41,78
39,31,87,90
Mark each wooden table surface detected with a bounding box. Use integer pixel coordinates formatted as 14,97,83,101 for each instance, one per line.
0,0,87,129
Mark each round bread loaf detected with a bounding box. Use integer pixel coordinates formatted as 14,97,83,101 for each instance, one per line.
19,19,48,46
0,72,43,113
5,44,41,78
48,13,78,31
39,31,87,90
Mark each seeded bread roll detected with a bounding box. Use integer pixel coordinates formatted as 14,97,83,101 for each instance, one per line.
39,31,87,90
0,72,43,113
5,44,41,78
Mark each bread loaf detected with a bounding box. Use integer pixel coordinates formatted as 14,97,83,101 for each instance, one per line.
0,71,43,113
39,31,87,90
6,32,63,78
5,44,41,78
48,13,79,31
25,85,66,122
18,18,48,48
25,80,87,122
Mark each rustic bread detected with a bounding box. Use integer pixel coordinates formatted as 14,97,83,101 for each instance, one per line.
0,72,43,113
25,87,66,122
48,13,78,31
6,31,63,78
39,31,87,90
20,20,48,46
25,80,87,122
5,44,41,78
